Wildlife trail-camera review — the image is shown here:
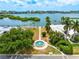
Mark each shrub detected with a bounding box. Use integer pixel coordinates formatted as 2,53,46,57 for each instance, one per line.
42,32,46,37
56,40,73,54
59,44,73,54
74,35,79,42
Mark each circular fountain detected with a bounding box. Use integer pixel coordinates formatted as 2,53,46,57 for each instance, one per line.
33,40,48,50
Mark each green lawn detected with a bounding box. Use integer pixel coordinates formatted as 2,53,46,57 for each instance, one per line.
72,44,79,54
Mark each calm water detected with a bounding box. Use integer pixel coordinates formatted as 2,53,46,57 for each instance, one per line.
0,14,79,27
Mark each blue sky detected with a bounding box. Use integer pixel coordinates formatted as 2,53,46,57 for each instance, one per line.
0,0,79,11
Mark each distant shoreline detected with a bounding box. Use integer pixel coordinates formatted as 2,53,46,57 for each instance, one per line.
1,11,79,14
0,13,79,14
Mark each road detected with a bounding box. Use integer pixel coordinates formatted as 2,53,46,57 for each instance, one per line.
0,55,79,59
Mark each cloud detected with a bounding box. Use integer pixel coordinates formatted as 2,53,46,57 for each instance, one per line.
30,0,79,7
0,0,79,7
0,0,9,3
39,0,79,6
56,0,79,6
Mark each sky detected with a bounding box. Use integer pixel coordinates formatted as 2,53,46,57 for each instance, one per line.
0,0,79,11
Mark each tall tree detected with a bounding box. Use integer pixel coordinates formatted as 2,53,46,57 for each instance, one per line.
72,20,79,33
45,16,51,33
61,17,71,34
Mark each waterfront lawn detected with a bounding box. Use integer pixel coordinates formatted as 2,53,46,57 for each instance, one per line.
32,46,61,54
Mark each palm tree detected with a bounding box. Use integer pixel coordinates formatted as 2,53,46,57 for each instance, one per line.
45,16,51,33
72,20,79,34
45,16,51,25
61,16,65,24
63,17,71,35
